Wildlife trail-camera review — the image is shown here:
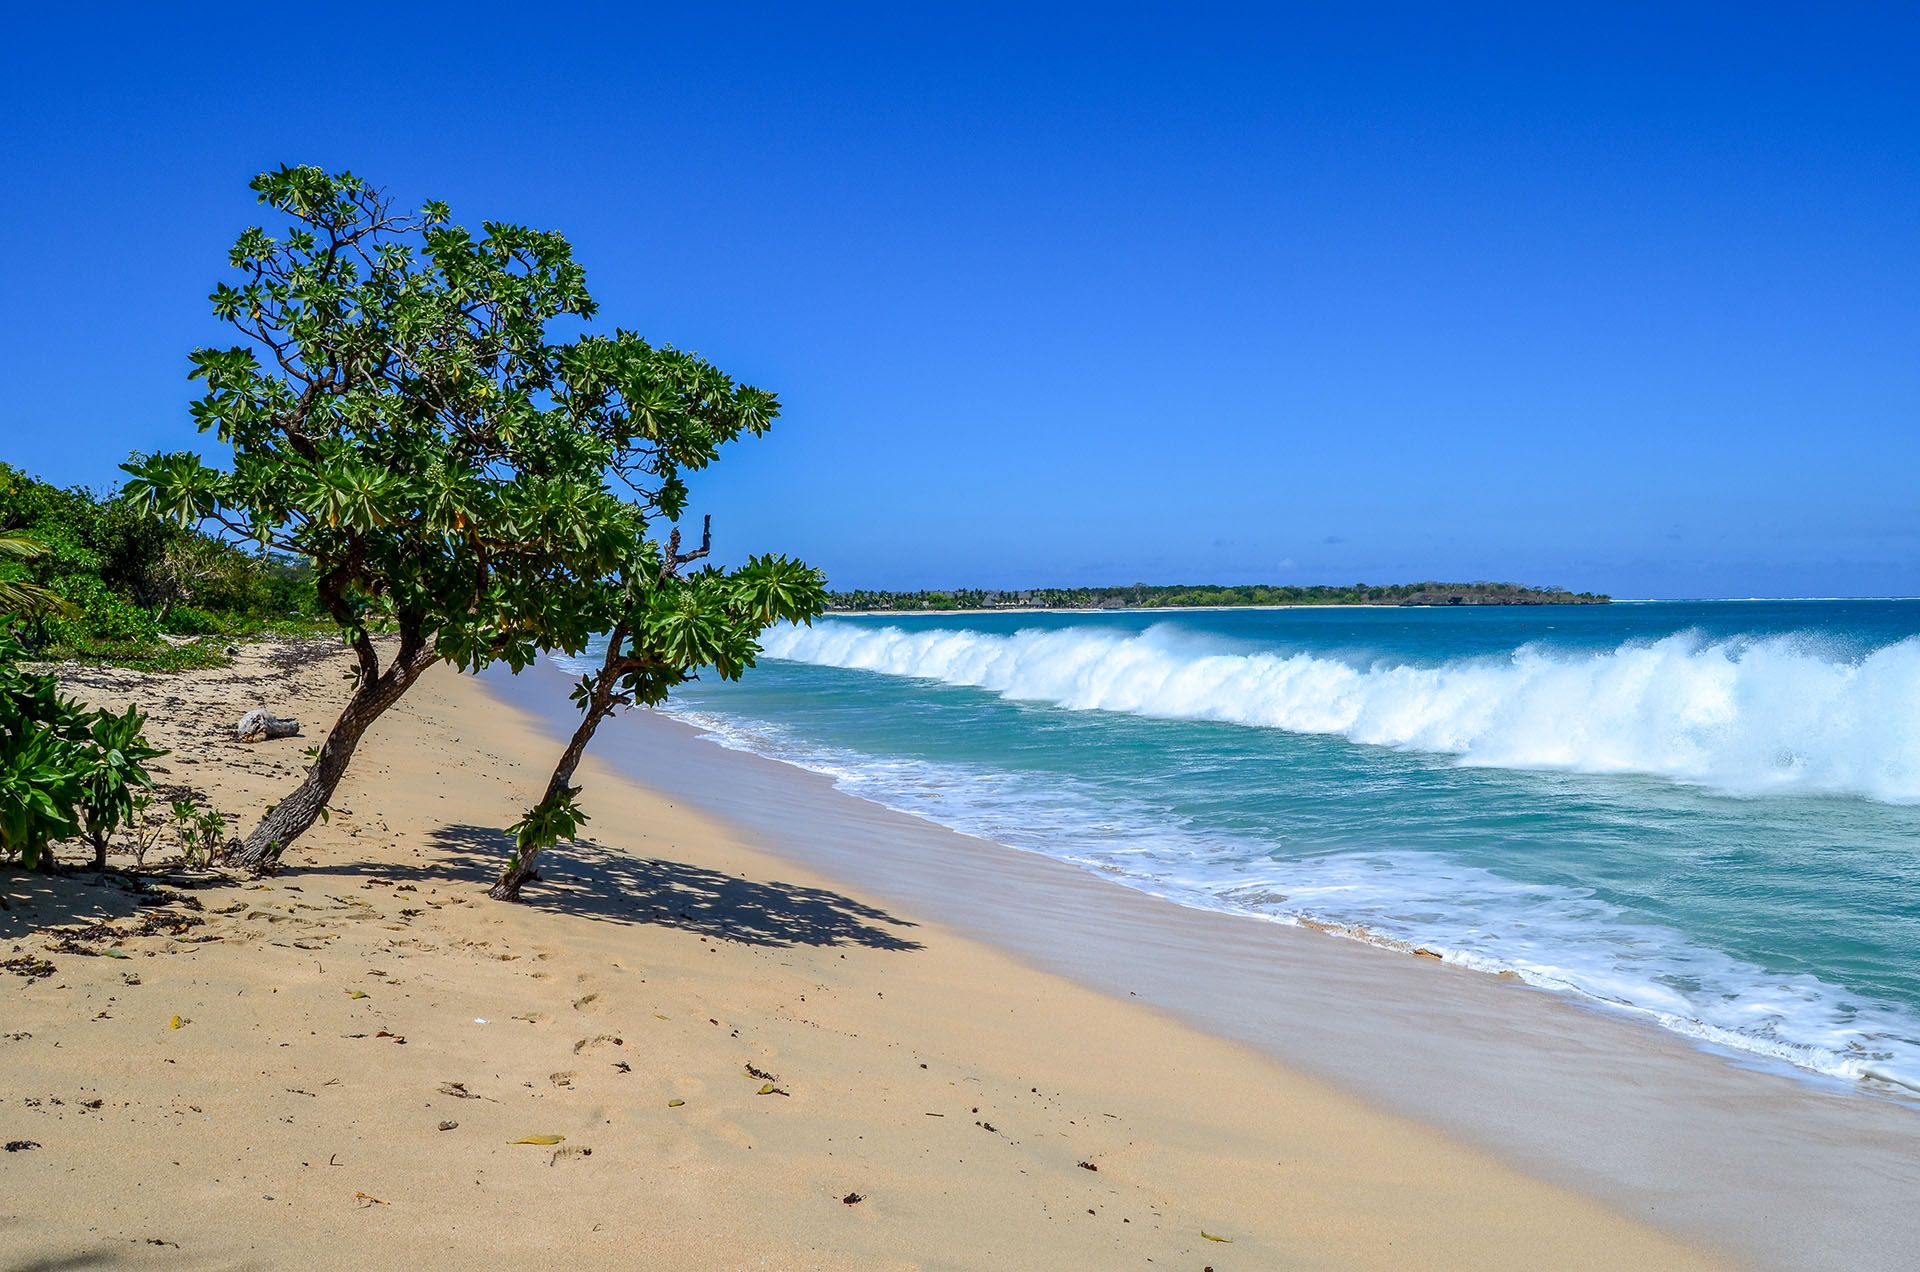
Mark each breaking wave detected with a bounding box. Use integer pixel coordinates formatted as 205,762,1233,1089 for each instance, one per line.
761,621,1920,802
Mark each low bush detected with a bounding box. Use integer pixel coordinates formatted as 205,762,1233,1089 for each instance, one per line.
0,629,167,871
160,604,220,636
49,575,160,643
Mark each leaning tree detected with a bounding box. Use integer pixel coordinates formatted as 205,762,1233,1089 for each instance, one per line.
126,165,789,873
493,530,825,900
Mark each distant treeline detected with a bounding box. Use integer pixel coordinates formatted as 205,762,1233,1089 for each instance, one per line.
827,582,1609,612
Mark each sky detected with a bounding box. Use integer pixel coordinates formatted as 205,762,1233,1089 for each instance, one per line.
2,3,1916,599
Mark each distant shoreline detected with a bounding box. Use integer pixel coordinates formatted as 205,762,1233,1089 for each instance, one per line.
826,600,1607,616
823,595,1920,614
824,581,1608,614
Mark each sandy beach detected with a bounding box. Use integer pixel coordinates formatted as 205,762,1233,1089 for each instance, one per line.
11,9,1919,1267
0,640,1748,1269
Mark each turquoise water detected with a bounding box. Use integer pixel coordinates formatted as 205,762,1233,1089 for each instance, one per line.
576,602,1920,1095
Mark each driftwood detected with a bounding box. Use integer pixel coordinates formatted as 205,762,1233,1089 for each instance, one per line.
235,709,300,743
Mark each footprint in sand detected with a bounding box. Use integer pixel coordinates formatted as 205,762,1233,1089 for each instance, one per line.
573,1034,624,1054
571,992,601,1012
549,1070,575,1088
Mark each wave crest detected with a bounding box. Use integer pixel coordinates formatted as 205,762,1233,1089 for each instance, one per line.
761,621,1920,801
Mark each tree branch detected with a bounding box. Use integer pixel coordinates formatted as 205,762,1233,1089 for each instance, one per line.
669,515,711,570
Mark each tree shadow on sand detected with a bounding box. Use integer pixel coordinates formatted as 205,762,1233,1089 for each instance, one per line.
310,824,922,953
0,867,215,945
2,1247,147,1272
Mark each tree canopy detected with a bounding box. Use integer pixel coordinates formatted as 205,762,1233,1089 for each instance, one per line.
126,165,795,872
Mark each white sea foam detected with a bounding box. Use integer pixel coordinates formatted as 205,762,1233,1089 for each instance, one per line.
655,701,1920,1096
761,622,1920,802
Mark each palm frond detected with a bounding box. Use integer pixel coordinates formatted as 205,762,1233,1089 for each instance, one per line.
0,531,69,616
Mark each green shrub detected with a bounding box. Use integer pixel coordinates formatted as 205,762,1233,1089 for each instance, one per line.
0,629,168,870
76,703,167,869
0,710,83,869
49,576,159,643
0,461,324,667
161,604,220,635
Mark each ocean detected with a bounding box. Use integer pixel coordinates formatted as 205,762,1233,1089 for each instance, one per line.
562,600,1920,1098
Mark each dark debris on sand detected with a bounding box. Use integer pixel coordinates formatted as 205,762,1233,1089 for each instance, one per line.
3,954,57,979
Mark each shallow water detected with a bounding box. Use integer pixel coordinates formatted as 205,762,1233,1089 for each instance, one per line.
558,600,1920,1097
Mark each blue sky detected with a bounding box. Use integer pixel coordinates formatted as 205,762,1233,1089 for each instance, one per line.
2,4,1915,598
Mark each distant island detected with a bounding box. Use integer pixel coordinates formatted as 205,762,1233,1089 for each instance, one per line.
827,582,1610,612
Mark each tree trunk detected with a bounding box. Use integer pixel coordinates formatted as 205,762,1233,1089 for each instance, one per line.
231,635,437,875
91,833,108,873
489,687,614,902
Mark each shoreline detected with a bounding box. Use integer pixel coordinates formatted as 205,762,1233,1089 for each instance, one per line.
654,700,1920,1103
483,659,1920,1272
4,640,1738,1270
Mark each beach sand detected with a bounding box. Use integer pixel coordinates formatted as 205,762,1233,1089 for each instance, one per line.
2,642,1727,1269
